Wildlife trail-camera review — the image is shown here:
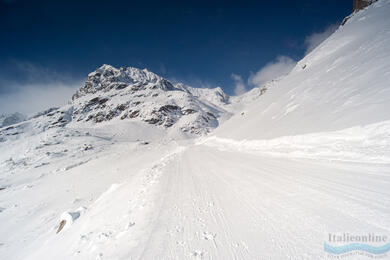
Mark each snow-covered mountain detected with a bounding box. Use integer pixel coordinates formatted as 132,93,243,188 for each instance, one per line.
0,113,26,128
0,64,236,145
71,64,231,135
0,65,241,184
1,1,390,259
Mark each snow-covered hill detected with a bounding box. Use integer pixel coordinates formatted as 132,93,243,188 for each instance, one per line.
214,0,390,140
1,1,390,259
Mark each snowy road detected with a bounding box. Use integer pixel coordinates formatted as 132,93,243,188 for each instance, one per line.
126,144,390,259
2,139,390,260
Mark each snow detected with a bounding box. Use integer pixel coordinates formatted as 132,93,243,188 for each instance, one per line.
0,112,26,128
199,120,390,164
70,64,232,135
214,0,390,140
3,142,387,259
1,0,390,259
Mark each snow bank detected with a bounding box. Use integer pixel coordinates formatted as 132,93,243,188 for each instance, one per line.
200,120,390,163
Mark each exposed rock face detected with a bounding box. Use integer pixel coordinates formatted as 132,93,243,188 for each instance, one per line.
342,0,377,26
70,65,229,134
353,0,376,11
72,65,176,100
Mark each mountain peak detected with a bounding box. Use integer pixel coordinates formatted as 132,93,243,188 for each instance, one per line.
1,65,235,138
73,65,177,100
64,65,233,134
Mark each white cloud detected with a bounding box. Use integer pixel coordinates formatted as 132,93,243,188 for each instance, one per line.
231,73,247,96
248,56,296,88
304,24,338,54
169,76,218,90
0,82,81,115
159,63,167,74
0,61,82,115
230,25,337,93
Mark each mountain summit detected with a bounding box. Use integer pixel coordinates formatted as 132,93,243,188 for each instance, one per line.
0,65,237,143
70,64,231,135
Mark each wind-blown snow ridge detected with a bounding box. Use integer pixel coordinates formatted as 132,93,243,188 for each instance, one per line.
200,120,390,164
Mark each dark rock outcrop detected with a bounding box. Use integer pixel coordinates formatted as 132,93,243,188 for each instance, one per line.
353,0,376,11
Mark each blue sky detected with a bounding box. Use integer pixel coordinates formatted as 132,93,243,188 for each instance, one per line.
0,0,352,114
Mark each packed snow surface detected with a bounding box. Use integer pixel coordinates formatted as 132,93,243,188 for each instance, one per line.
1,136,389,259
1,0,390,259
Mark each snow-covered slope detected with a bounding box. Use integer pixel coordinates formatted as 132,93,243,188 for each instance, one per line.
215,0,390,140
0,113,26,128
1,1,390,259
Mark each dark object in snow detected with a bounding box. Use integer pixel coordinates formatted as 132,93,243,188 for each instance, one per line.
353,0,376,11
56,220,66,234
83,144,93,151
342,0,377,26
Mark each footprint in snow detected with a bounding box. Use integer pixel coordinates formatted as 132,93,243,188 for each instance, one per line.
175,225,183,233
98,231,113,242
202,232,216,241
191,250,205,259
176,241,186,246
126,222,135,230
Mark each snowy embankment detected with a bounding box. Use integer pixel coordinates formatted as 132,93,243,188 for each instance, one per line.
200,120,390,164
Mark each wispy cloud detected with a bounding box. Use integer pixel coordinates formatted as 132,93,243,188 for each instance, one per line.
0,83,82,115
230,24,338,94
231,73,247,95
248,56,296,88
0,61,83,115
159,63,167,75
169,75,219,90
304,24,338,54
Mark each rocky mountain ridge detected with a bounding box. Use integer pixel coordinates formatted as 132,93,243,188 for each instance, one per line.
70,64,232,134
1,64,268,142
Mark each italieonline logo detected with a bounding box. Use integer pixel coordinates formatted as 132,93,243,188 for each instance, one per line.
324,233,390,257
